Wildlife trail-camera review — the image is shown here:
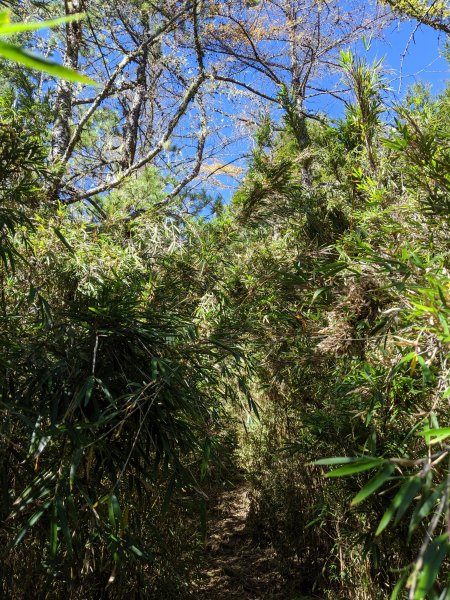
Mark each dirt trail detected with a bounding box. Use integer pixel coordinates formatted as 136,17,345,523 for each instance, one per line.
195,485,285,600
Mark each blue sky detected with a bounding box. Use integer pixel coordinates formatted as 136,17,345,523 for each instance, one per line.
306,18,449,120
209,17,449,204
378,18,448,95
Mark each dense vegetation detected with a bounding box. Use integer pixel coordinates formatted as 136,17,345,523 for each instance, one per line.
0,1,449,598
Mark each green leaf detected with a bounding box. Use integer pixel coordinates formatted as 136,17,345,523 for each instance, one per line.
0,40,96,84
96,378,114,404
393,476,423,526
376,477,422,536
108,494,122,530
50,503,58,557
129,544,144,558
411,302,438,314
351,464,395,506
13,470,55,511
310,287,329,305
56,498,73,554
420,428,450,445
53,227,75,253
314,456,379,466
69,448,83,491
0,12,85,35
416,355,432,384
200,440,211,481
390,573,408,600
376,498,398,537
398,351,417,366
12,501,51,547
414,535,450,599
326,459,384,478
111,494,122,521
383,136,408,151
74,375,95,407
409,482,446,538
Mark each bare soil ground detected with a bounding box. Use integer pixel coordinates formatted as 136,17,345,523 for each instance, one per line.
194,485,303,600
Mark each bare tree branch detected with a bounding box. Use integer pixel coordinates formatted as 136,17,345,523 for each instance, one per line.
60,3,191,168
72,73,206,202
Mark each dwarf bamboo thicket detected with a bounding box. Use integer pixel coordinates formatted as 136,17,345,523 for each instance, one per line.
0,1,449,599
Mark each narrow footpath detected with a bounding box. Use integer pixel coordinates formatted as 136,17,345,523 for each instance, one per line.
195,486,288,600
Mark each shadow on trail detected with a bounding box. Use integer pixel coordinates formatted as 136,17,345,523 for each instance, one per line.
195,486,312,600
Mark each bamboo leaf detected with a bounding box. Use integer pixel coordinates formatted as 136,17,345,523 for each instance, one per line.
416,355,432,384
53,227,75,253
414,535,449,599
12,501,51,547
310,287,329,305
376,477,422,536
0,40,96,84
420,428,450,445
0,12,86,35
409,482,446,538
129,544,144,557
111,494,122,521
69,448,83,491
390,573,408,600
314,456,379,466
108,494,122,531
50,503,58,557
56,498,72,554
398,351,417,366
13,470,55,511
351,464,395,506
393,476,422,526
326,459,384,478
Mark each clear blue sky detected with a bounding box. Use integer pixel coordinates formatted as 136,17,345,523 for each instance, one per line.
377,18,448,95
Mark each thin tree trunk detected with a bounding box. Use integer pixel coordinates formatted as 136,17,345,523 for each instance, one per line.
121,43,148,170
287,3,313,188
50,0,83,164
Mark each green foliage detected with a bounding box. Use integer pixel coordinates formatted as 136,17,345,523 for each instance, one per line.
338,50,387,170
0,161,251,595
0,15,449,597
222,58,450,599
383,94,450,215
0,96,47,270
0,10,96,83
380,0,450,34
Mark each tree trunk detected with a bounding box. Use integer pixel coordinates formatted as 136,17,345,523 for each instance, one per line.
287,3,313,188
121,43,149,170
50,0,83,164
